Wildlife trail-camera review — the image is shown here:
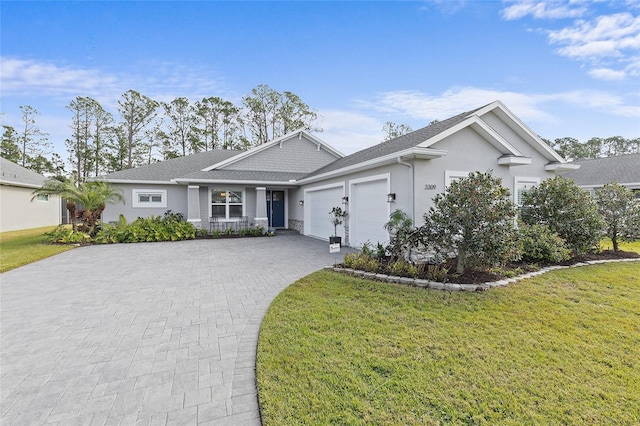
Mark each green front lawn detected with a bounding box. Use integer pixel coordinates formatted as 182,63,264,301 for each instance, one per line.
0,226,74,273
257,259,640,424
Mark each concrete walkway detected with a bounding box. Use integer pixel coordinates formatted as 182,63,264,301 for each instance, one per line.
1,235,347,425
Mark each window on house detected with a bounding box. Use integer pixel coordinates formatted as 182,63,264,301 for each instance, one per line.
132,189,167,208
35,194,49,201
444,171,470,188
211,188,244,219
514,177,540,206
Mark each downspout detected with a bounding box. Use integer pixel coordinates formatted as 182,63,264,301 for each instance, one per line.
396,157,414,223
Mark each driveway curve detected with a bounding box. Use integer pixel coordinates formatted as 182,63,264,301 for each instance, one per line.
1,235,346,425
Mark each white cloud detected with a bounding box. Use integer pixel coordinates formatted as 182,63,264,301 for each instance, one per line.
501,1,586,20
588,68,627,80
0,57,233,108
357,86,639,122
317,109,384,155
548,13,640,59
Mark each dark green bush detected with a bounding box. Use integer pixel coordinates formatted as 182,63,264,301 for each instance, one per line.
94,213,196,243
518,223,571,263
45,225,91,244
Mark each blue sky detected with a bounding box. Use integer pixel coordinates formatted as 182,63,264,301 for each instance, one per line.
1,0,639,158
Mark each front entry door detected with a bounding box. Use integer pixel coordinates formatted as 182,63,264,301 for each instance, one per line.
267,190,285,228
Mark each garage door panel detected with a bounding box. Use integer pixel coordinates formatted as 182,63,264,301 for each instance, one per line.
307,186,343,240
351,179,388,247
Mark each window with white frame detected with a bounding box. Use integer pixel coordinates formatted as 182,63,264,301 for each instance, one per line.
444,170,470,188
132,189,167,208
211,188,244,219
514,177,540,206
35,194,49,201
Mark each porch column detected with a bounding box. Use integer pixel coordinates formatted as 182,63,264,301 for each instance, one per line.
254,187,269,230
187,185,202,227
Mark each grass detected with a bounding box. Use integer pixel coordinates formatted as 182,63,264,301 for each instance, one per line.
0,226,75,273
257,254,640,424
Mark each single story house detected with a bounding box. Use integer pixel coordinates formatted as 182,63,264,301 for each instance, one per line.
0,157,62,232
99,100,578,247
561,153,640,197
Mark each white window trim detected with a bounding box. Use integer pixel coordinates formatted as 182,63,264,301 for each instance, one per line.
444,170,470,188
209,187,245,220
132,189,167,208
514,176,540,206
35,194,49,202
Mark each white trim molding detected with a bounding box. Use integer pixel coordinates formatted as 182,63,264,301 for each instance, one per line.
132,189,167,208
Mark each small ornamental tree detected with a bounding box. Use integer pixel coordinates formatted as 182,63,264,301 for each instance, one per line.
520,176,603,255
595,183,640,251
422,171,519,274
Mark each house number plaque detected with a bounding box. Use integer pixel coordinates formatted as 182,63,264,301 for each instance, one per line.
424,184,437,190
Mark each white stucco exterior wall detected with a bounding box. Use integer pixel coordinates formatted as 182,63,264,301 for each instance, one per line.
0,185,61,232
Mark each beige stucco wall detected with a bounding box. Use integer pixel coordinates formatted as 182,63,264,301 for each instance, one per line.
0,185,61,232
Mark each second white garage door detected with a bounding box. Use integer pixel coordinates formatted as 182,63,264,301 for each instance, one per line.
350,178,389,247
305,185,344,241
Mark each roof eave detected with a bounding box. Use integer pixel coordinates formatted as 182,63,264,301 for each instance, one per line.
298,148,448,185
101,179,179,185
172,178,300,186
0,180,43,189
497,155,532,165
545,162,581,171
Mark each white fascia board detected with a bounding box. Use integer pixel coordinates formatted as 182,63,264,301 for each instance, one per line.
172,178,299,186
201,130,343,172
545,162,581,171
498,156,532,165
102,179,179,185
0,180,43,189
296,148,447,185
483,101,567,164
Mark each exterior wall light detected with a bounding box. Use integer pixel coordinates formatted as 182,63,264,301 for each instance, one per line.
299,200,304,206
387,193,396,203
341,196,349,204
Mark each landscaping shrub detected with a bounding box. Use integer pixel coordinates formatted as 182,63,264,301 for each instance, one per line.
45,225,91,244
595,182,640,251
518,222,571,263
520,176,603,255
94,212,196,243
343,252,379,272
384,209,418,262
387,260,418,278
419,264,449,282
421,171,520,274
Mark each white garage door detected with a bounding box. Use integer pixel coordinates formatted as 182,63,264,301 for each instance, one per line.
351,179,389,247
306,186,344,240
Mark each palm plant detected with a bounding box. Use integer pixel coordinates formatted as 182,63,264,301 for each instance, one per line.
32,178,82,231
33,179,124,235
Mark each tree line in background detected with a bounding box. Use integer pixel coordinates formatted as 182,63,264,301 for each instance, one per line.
382,121,639,160
1,84,320,181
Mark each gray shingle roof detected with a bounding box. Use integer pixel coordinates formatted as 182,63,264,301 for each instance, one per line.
304,105,485,178
100,150,241,182
179,170,308,182
561,154,640,186
0,157,47,188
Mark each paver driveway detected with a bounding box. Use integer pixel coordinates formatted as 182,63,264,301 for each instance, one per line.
1,235,347,425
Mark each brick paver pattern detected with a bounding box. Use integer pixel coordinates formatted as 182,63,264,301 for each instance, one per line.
1,236,347,425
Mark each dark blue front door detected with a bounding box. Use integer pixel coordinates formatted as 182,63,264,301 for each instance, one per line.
267,190,285,228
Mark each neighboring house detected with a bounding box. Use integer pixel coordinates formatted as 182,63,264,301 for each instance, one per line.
561,153,640,197
99,100,578,247
0,157,61,232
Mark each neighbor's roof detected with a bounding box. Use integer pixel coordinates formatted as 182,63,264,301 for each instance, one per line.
561,153,640,187
303,106,486,179
100,150,241,182
0,157,47,188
